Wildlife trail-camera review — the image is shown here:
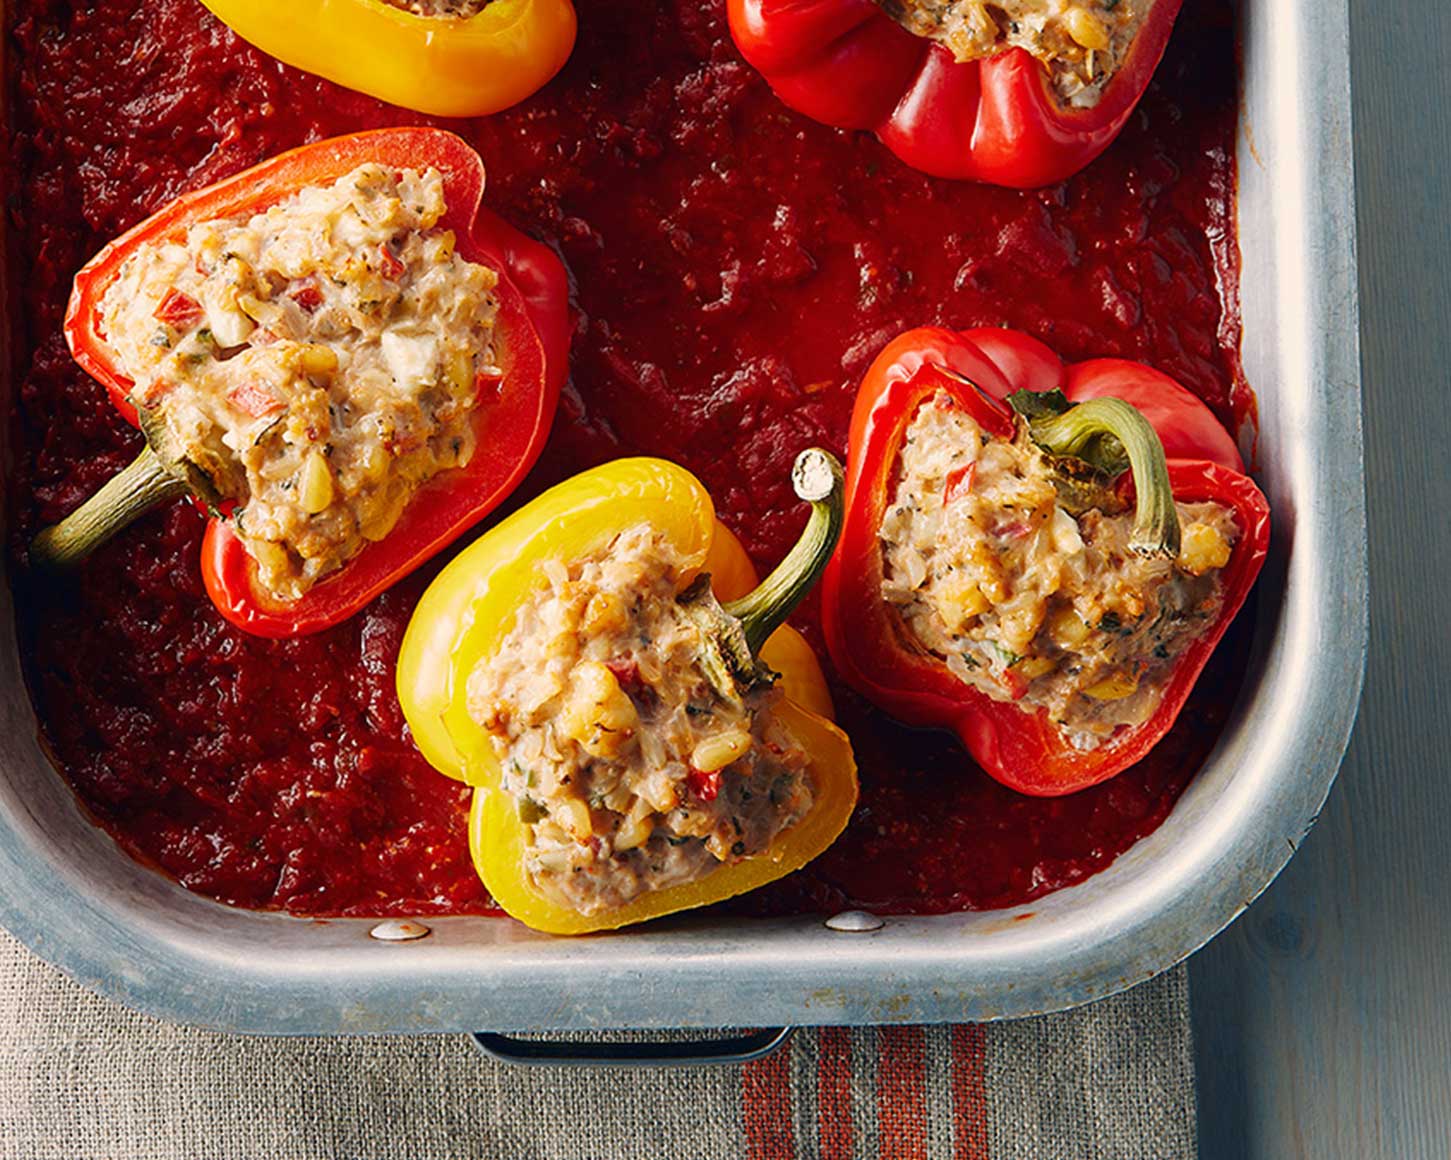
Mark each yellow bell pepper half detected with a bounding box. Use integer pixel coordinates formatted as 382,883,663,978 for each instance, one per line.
201,0,577,118
397,454,858,934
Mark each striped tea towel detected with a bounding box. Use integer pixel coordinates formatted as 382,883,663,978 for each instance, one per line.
0,930,1195,1159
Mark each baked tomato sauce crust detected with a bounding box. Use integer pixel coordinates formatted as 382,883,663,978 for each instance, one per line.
5,0,1245,917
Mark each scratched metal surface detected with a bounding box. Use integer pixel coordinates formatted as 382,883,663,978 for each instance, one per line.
1189,0,1451,1153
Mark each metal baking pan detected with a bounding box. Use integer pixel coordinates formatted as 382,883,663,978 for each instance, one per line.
0,0,1365,1035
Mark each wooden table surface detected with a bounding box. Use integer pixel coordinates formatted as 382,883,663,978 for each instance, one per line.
1188,2,1451,1155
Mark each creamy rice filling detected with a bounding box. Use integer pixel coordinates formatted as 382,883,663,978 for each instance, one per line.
880,393,1237,749
100,163,501,602
875,0,1149,107
384,0,492,16
467,525,816,915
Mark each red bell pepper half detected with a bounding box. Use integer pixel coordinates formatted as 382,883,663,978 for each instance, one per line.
726,0,1184,187
820,326,1269,795
42,127,570,639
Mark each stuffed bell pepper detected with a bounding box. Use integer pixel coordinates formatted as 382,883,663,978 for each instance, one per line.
201,0,576,117
398,452,858,934
822,327,1269,796
727,0,1184,186
33,127,570,638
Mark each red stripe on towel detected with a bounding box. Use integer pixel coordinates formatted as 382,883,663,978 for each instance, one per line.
817,1027,853,1159
877,1026,927,1160
744,1035,795,1160
952,1024,990,1160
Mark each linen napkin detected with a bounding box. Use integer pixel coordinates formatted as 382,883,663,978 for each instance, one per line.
0,930,1195,1159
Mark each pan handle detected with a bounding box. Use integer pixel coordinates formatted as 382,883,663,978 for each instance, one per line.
470,1026,794,1068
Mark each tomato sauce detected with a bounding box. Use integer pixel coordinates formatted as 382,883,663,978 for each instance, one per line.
5,0,1246,916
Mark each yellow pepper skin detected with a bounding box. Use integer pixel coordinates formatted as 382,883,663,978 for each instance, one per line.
397,457,857,934
200,0,577,118
470,699,853,934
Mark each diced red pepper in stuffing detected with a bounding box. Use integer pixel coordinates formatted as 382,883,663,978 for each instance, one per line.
378,244,406,281
227,382,285,418
687,767,722,802
944,463,976,504
289,284,324,312
153,288,204,329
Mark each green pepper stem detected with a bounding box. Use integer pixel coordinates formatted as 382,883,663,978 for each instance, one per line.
30,446,189,570
1024,397,1181,559
723,447,845,654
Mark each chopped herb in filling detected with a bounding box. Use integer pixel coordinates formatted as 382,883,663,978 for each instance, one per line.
880,392,1238,749
875,0,1149,107
467,525,816,915
99,163,501,602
